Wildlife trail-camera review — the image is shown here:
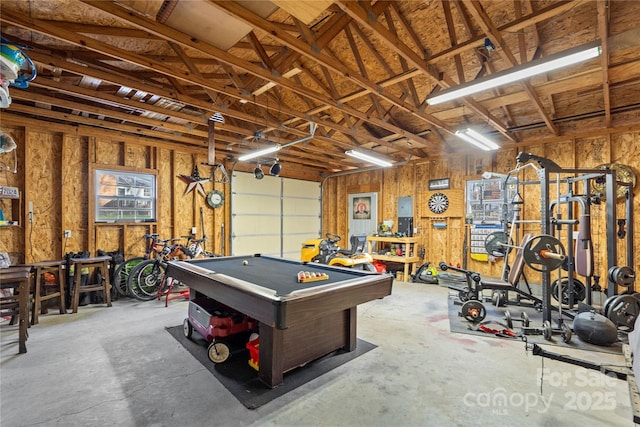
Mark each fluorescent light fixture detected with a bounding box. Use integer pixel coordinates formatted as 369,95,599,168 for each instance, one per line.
456,129,500,151
427,41,601,105
345,150,393,167
238,145,281,161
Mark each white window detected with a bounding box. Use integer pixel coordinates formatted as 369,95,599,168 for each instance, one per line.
94,169,156,222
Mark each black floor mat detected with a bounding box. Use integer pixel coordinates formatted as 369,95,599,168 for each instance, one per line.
447,294,625,355
166,325,376,409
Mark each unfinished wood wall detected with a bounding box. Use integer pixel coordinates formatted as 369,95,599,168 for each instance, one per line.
1,117,638,295
0,123,230,264
323,130,640,289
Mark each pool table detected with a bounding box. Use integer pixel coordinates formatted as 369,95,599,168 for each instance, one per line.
166,254,393,387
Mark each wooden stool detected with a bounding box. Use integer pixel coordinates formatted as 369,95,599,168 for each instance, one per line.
29,260,67,325
69,256,112,313
0,266,31,354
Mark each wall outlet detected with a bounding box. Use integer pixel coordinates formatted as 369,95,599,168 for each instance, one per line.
191,227,197,235
64,230,72,238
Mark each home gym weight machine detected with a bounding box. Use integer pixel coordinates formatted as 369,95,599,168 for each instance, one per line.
515,153,636,325
445,152,636,341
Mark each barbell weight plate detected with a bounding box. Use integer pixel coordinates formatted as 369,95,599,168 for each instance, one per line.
492,290,506,307
484,231,510,257
607,294,640,330
613,266,636,287
603,294,619,318
608,266,620,284
542,320,553,340
461,300,487,323
521,311,530,327
504,310,513,329
522,234,566,272
560,323,572,343
551,277,586,305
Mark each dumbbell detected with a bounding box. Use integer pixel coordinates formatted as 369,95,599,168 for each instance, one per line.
503,310,530,329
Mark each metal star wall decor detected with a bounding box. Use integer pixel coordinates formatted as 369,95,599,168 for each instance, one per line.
178,165,210,197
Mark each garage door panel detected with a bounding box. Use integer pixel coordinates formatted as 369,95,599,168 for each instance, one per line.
234,195,281,214
235,219,280,235
232,172,320,257
283,217,319,234
283,198,320,215
233,235,282,257
283,179,320,197
234,174,281,194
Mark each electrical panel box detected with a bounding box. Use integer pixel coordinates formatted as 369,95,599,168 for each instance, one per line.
398,196,412,218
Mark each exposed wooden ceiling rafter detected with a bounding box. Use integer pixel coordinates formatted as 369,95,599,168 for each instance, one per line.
0,0,638,179
463,0,560,136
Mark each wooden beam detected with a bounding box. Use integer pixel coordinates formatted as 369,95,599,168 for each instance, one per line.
442,1,466,84
206,0,448,144
334,0,516,143
598,0,612,127
71,1,435,149
168,42,220,103
464,0,559,135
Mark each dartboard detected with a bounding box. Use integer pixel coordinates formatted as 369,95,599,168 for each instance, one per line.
428,192,449,214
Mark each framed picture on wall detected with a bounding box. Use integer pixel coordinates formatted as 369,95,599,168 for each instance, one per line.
428,178,450,190
353,196,371,219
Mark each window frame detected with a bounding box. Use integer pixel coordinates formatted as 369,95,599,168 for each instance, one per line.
93,167,158,223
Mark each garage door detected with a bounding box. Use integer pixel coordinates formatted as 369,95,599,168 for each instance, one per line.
231,171,321,259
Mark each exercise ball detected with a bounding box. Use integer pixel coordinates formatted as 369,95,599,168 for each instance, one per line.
573,311,618,346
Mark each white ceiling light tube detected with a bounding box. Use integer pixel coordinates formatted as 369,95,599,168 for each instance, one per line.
238,144,281,161
345,150,393,167
427,41,601,105
455,129,500,151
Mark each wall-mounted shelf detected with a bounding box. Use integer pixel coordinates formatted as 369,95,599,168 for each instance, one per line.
0,186,21,227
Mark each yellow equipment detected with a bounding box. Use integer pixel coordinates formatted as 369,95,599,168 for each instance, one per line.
301,233,375,271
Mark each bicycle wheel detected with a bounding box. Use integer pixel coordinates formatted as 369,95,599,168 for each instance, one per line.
127,259,166,301
112,256,145,297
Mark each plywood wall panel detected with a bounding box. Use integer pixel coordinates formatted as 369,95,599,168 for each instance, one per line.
575,136,609,167
95,226,122,253
494,147,519,174
157,147,174,240
94,138,121,165
173,152,197,239
60,134,88,256
126,144,151,169
122,225,154,258
26,130,62,261
544,140,574,168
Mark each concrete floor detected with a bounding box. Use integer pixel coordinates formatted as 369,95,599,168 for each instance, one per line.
1,280,635,427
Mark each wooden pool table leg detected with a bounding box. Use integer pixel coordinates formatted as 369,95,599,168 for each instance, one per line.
346,306,357,351
258,324,283,388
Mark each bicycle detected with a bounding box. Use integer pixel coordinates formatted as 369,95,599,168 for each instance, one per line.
183,234,218,259
126,237,186,301
154,235,217,304
112,234,161,298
